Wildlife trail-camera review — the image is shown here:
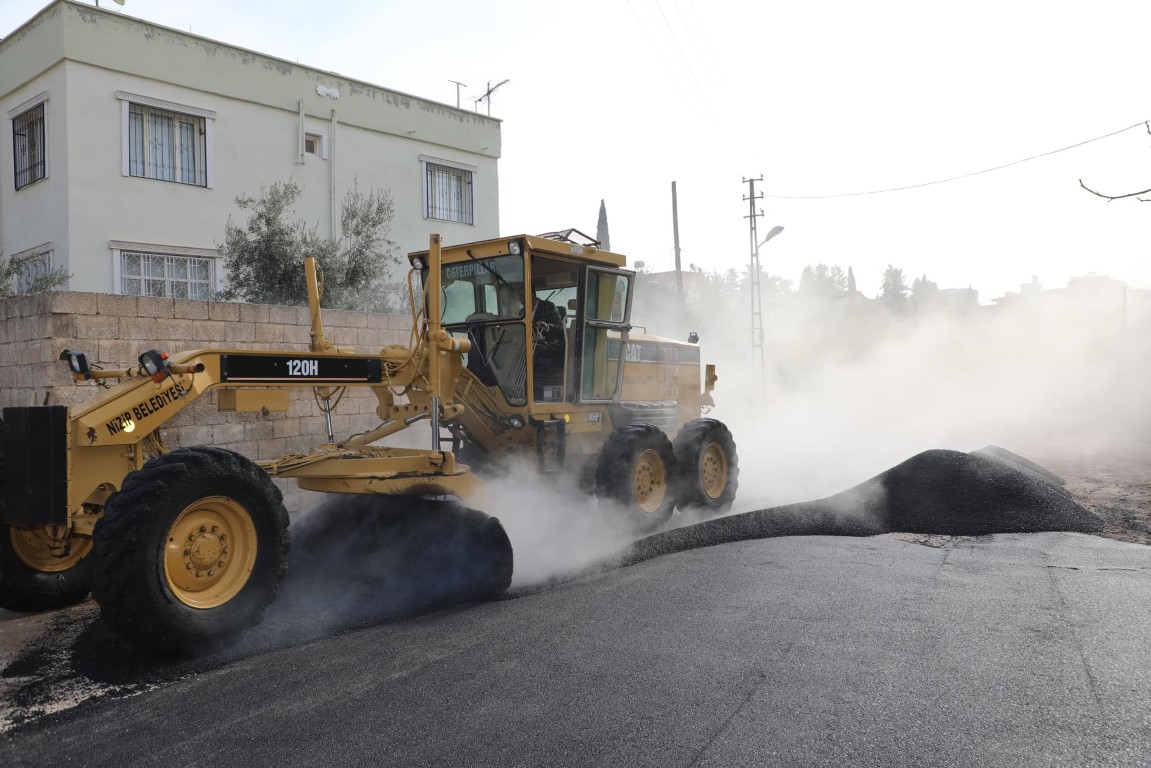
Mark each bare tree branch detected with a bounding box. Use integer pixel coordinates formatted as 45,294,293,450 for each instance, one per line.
1078,179,1151,201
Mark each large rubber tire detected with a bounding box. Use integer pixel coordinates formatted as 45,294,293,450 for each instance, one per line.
673,418,739,514
0,524,93,612
0,416,93,611
91,447,290,655
595,424,678,534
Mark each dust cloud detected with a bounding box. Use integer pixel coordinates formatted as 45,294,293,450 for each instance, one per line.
634,278,1151,515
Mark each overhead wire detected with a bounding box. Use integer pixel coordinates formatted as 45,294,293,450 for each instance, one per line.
645,0,714,114
763,120,1151,199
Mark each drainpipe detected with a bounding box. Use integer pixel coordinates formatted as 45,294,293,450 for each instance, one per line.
297,100,305,165
329,109,338,239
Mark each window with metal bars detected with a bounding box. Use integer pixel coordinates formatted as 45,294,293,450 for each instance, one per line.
120,251,214,300
10,250,52,294
425,162,474,224
128,103,206,186
12,103,45,190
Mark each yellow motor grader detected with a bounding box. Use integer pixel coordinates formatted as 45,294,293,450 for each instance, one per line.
0,233,736,654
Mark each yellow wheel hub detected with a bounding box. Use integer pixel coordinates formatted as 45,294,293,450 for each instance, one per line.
10,525,93,572
164,497,258,609
632,449,668,515
700,442,729,500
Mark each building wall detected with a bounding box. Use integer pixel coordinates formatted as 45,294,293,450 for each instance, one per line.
1,0,501,294
0,290,425,516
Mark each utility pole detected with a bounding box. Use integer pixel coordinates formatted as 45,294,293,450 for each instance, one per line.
671,181,683,300
743,176,765,382
448,80,467,109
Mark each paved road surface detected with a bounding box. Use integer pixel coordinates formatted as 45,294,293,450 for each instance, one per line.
2,531,1150,767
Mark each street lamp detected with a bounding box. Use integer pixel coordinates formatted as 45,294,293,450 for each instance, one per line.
758,225,785,249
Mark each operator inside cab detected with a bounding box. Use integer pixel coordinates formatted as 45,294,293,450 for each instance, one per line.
531,291,566,400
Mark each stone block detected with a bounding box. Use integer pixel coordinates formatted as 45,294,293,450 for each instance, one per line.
257,437,289,460
97,293,138,317
268,305,296,326
225,322,257,343
191,320,227,343
284,325,310,345
137,296,176,319
74,314,120,340
50,292,99,316
97,339,137,367
119,317,160,341
254,323,284,344
174,425,213,448
174,300,210,321
207,301,240,322
238,303,270,324
245,421,276,441
272,419,301,439
212,423,246,445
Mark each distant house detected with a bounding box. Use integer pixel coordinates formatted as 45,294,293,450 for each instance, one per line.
1,0,501,297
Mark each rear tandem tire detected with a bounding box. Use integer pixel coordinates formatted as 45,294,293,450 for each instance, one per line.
673,418,739,514
91,447,290,655
595,424,678,534
0,416,93,612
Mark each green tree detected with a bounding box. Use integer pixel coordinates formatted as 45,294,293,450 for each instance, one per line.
1,252,69,298
879,265,909,307
218,179,400,311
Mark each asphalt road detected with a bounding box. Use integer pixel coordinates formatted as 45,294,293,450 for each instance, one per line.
2,530,1149,767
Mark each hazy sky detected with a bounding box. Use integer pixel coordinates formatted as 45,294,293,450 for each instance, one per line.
4,0,1151,302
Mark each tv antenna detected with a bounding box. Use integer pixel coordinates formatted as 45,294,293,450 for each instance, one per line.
448,80,467,109
475,79,510,116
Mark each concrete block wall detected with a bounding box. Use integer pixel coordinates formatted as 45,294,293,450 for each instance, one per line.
1,291,418,515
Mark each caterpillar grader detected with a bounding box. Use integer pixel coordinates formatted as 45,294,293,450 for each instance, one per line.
0,233,738,654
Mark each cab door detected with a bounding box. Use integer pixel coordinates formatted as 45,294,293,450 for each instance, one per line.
575,266,634,403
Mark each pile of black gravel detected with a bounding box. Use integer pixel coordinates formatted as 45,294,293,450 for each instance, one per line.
614,446,1103,570
262,495,514,636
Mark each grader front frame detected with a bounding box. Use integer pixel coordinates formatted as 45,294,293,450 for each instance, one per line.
0,235,507,654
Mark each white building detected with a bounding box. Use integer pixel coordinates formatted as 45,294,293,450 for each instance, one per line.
0,0,501,298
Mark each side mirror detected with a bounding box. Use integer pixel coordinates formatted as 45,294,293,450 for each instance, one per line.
688,332,699,344
59,349,92,378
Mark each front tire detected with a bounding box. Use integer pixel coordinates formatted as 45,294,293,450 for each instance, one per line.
0,416,93,611
673,418,739,514
595,424,677,534
0,523,93,612
92,447,290,655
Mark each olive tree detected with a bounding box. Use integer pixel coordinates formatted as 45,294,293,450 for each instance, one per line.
218,179,403,311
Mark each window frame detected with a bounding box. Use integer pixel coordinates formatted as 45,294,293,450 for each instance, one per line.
10,94,48,191
420,155,476,225
117,92,215,188
8,243,55,294
110,241,222,300
303,130,328,159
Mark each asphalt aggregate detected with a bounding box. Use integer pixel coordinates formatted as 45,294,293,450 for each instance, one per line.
1,447,1147,767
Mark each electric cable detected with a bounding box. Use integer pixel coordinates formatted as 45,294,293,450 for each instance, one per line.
764,120,1150,199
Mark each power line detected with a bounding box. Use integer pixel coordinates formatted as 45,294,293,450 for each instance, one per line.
764,120,1150,199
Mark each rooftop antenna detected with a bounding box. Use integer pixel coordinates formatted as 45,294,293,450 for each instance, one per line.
94,0,126,7
476,79,510,116
448,80,467,109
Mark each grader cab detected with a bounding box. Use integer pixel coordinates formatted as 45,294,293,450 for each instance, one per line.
413,234,738,532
